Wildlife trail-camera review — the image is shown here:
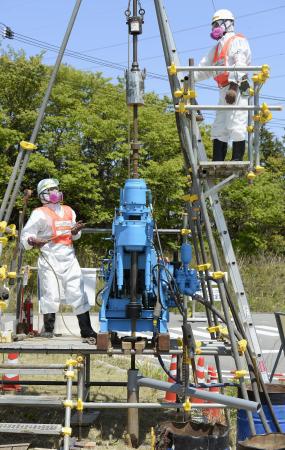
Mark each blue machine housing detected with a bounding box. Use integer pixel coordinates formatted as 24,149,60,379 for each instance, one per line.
99,178,200,334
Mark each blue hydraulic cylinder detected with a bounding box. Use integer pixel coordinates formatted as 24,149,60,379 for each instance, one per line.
181,242,192,265
175,242,200,296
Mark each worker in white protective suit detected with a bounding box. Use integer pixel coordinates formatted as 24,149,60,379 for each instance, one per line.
21,178,97,341
194,9,251,161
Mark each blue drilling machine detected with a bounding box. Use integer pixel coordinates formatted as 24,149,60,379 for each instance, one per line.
97,177,200,350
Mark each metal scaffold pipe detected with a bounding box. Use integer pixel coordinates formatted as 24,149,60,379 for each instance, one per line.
1,0,83,225
137,378,260,412
176,105,282,111
81,402,231,409
172,65,266,72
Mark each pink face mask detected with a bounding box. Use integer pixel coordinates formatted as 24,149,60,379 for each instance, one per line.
47,190,63,204
210,26,224,40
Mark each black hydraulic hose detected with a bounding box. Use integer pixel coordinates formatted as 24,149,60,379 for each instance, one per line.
193,293,276,433
152,263,184,316
157,352,178,383
95,286,106,307
151,265,167,312
222,281,282,432
153,226,184,313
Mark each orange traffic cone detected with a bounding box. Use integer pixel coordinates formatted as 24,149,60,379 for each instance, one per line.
2,352,21,392
192,356,206,404
164,355,177,402
207,365,221,422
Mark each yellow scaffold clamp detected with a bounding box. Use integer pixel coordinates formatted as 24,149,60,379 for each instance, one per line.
196,263,211,271
168,63,177,76
76,398,84,412
174,89,183,98
208,325,228,338
220,327,229,338
178,102,186,113
247,171,256,181
249,87,254,97
61,427,72,436
8,271,16,280
65,370,75,379
0,301,7,312
231,369,248,379
63,399,74,409
20,141,38,151
207,325,220,334
177,337,183,349
247,125,254,133
255,165,265,174
183,89,196,100
0,266,7,281
0,222,17,238
195,341,202,355
6,224,17,238
212,271,225,280
0,222,7,233
65,358,78,367
0,237,8,247
181,228,191,236
238,339,248,355
259,103,273,124
182,193,199,203
261,64,270,81
76,355,84,363
252,73,261,84
252,65,270,85
183,397,191,412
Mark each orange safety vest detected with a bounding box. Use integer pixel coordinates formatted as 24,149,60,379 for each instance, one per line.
213,33,245,88
38,205,73,246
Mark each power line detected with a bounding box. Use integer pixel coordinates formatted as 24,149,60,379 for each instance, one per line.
210,0,216,11
80,5,285,54
8,23,285,86
1,24,285,104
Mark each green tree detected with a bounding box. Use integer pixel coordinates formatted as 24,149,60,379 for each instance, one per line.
222,126,285,254
1,49,284,257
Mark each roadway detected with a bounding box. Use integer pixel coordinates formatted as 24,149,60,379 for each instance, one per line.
166,312,285,379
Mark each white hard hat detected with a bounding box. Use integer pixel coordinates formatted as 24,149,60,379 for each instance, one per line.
212,9,235,23
37,178,59,196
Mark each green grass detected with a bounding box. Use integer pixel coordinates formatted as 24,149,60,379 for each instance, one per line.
238,253,285,312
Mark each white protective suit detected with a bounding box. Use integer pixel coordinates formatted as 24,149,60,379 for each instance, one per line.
195,31,251,142
21,203,90,315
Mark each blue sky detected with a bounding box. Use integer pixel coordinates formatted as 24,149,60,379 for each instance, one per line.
0,0,284,137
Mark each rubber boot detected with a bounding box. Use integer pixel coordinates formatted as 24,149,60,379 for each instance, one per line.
77,311,97,339
232,140,246,161
41,313,55,338
212,139,228,161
